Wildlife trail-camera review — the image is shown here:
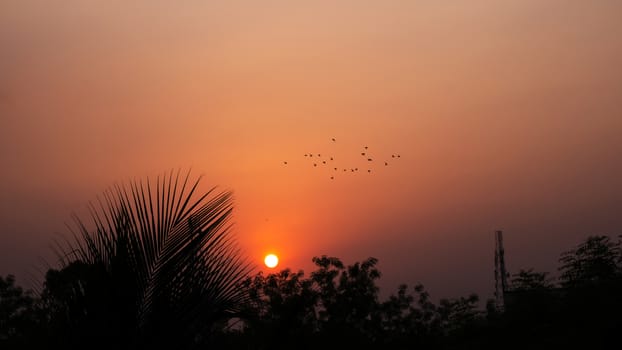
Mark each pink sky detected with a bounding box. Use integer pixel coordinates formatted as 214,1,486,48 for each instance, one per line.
1,0,621,299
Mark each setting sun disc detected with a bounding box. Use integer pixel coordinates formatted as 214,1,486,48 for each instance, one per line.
264,254,279,268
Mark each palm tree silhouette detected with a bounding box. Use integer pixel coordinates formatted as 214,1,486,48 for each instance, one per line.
50,170,251,348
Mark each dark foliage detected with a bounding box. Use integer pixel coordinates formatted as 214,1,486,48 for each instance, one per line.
227,256,485,349
2,227,622,349
0,275,45,348
39,171,250,349
495,235,622,349
221,235,622,349
559,235,621,288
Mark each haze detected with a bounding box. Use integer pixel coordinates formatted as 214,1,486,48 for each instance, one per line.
1,0,621,299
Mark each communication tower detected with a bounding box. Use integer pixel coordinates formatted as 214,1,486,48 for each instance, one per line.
494,230,508,310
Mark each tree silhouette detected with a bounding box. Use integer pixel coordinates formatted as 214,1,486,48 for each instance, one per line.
235,256,492,349
492,235,622,349
377,283,445,348
5,212,622,349
43,170,251,349
239,269,319,349
236,256,384,349
559,235,621,288
510,269,553,291
555,235,622,347
0,275,43,348
310,256,381,347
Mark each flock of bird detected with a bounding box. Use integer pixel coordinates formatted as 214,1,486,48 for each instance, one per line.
282,138,401,180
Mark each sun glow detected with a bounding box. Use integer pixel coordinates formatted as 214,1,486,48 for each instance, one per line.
264,254,279,268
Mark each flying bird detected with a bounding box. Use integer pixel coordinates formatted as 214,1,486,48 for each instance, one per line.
361,152,366,156
284,161,288,165
313,163,317,167
385,162,388,166
367,158,372,161
331,138,336,142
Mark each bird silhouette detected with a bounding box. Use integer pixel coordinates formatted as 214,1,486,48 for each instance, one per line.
284,161,288,165
291,139,403,180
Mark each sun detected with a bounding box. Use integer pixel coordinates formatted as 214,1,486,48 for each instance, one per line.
264,254,279,268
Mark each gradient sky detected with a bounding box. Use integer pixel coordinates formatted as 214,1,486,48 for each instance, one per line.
1,1,621,300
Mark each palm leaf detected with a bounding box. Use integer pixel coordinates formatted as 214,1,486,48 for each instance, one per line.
55,169,252,347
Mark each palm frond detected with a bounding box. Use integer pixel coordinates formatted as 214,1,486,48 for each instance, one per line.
54,169,252,347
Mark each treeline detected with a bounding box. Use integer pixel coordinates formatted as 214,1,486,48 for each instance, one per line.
1,235,621,349
216,235,622,349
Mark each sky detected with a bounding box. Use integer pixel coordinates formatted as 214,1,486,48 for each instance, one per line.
1,0,621,300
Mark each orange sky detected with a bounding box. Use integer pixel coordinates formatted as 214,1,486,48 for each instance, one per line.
1,1,621,298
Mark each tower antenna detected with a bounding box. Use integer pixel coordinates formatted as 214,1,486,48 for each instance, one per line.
494,230,508,310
